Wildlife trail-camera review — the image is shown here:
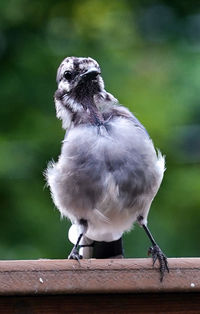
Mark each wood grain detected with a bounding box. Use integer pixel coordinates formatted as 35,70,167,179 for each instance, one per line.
0,258,199,295
0,293,200,314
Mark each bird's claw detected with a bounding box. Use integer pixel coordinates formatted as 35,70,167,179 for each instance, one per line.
68,247,83,261
148,244,169,281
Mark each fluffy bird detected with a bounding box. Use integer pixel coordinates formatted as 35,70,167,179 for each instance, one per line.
46,56,168,281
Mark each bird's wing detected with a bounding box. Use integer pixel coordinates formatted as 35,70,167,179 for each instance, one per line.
109,104,150,138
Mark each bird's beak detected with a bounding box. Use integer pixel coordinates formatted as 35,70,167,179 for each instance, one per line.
80,67,101,80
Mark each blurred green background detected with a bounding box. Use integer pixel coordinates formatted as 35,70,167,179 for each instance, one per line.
0,0,200,260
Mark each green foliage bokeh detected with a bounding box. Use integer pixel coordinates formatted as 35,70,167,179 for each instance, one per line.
0,0,200,259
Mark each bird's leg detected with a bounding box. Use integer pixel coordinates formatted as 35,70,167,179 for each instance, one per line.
68,232,84,260
68,219,88,260
137,216,169,281
143,224,169,281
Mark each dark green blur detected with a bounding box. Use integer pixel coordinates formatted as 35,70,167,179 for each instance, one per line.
0,0,200,259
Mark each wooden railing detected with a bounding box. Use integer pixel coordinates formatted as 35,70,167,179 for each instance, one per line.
0,258,200,313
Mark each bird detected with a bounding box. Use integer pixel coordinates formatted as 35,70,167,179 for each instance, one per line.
45,56,169,281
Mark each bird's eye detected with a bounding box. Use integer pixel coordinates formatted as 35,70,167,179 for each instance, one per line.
63,71,73,81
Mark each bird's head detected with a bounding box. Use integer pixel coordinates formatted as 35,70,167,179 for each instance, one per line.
54,57,116,129
55,56,104,103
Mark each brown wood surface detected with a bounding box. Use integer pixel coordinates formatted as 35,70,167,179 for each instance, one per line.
0,258,199,295
0,293,200,314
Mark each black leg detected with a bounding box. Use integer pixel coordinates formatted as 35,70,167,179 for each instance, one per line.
68,219,88,260
68,232,84,260
141,222,169,281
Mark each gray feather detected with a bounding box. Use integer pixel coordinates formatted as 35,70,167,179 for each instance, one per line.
45,57,165,242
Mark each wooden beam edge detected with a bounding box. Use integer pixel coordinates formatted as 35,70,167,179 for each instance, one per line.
0,258,199,295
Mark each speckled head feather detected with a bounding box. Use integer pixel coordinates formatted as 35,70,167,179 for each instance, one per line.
54,56,117,129
56,56,103,95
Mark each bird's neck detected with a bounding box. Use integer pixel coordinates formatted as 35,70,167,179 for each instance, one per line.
76,93,104,126
59,89,118,128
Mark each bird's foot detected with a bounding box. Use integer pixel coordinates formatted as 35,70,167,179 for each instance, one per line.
68,247,83,260
148,244,169,281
